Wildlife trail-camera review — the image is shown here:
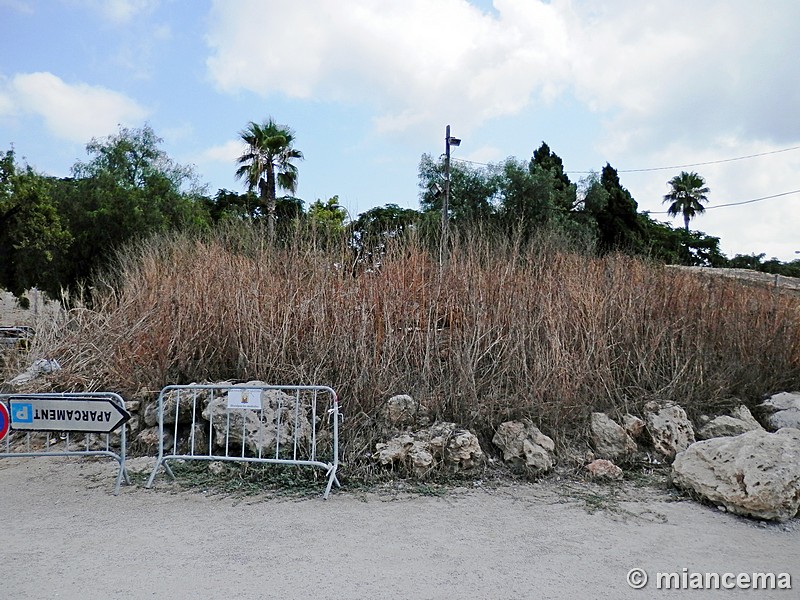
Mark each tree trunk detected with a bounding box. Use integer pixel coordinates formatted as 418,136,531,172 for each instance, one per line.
265,161,276,243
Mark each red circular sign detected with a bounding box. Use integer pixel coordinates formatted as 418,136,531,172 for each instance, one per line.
0,402,9,442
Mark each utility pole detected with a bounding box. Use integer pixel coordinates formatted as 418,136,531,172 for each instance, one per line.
443,124,452,238
441,125,460,263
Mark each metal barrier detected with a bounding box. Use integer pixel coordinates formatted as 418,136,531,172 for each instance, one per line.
0,392,131,495
145,384,342,498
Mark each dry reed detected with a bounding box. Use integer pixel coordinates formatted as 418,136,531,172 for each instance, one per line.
20,224,800,466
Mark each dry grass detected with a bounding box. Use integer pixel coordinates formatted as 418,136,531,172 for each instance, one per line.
15,224,800,468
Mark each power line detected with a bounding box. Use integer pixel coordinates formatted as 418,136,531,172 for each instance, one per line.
451,144,800,174
450,157,493,167
450,153,800,214
648,189,800,214
451,152,800,213
614,145,800,174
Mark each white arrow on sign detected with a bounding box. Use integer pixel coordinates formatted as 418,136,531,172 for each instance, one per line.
9,396,131,434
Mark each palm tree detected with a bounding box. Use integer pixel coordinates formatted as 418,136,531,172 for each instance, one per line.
663,171,710,232
235,118,303,241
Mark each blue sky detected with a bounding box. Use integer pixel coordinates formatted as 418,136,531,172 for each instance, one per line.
2,0,799,261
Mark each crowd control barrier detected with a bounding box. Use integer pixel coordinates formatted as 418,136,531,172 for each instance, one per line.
145,384,341,498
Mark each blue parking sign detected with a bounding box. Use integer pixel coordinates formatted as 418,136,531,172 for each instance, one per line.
11,402,33,424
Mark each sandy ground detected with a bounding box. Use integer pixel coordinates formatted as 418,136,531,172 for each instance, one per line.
0,457,797,600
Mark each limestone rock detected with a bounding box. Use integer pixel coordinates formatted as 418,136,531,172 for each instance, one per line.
492,419,555,473
175,423,210,455
374,433,412,465
590,412,637,459
382,394,429,428
202,389,312,457
644,402,695,459
208,461,227,475
374,435,434,477
120,414,140,438
672,428,800,522
410,445,435,475
586,459,623,480
143,382,220,425
757,392,800,431
426,423,483,471
143,386,207,427
730,405,763,429
769,410,800,430
374,422,483,476
135,426,173,452
142,402,158,427
696,405,763,440
760,391,800,412
622,414,645,440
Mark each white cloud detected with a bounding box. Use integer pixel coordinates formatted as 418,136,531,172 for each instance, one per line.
160,122,194,144
205,1,800,148
566,1,800,154
196,139,244,164
463,145,503,165
75,0,160,23
0,0,33,14
0,90,15,116
188,139,249,195
206,0,571,134
5,72,149,142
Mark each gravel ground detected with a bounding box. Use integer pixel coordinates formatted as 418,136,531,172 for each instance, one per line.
0,457,797,599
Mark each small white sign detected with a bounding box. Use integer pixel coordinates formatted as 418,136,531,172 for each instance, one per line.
226,388,263,410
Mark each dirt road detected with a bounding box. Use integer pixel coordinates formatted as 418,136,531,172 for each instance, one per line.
0,457,796,599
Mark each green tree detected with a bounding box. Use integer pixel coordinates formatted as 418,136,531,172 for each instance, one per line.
498,159,554,229
663,171,710,232
275,196,305,223
202,189,253,222
728,253,765,270
418,153,498,226
308,196,347,235
353,203,420,241
760,258,800,278
639,214,726,266
530,142,572,194
302,196,348,253
351,203,421,266
0,149,71,298
202,189,305,237
498,144,578,238
593,164,643,253
573,172,607,242
235,118,303,242
55,125,208,289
